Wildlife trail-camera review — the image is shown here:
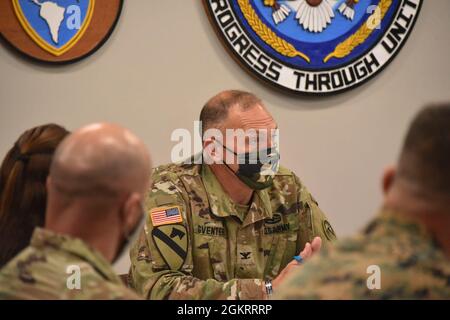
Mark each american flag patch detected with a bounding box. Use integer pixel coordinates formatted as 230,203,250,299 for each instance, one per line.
150,206,183,226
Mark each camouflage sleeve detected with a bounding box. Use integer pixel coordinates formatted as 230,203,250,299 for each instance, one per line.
0,280,141,300
276,234,450,300
0,252,142,300
275,238,379,300
274,248,343,300
65,282,142,300
129,170,266,300
293,174,337,250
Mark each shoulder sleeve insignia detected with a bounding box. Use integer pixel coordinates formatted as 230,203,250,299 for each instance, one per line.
152,224,188,271
150,206,183,227
155,194,178,206
322,220,337,241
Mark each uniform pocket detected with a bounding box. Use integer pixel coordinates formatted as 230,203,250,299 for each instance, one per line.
208,236,230,282
263,213,300,279
263,234,285,279
279,213,301,269
191,233,214,280
191,217,228,280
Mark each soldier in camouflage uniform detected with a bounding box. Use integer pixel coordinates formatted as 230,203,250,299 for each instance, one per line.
276,104,450,300
129,90,337,299
0,228,139,299
0,123,151,299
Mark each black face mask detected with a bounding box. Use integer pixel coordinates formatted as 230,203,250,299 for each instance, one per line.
218,142,280,190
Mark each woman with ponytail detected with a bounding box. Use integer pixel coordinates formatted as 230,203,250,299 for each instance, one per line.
0,124,69,268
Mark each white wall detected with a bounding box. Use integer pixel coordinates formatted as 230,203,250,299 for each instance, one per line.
1,0,449,273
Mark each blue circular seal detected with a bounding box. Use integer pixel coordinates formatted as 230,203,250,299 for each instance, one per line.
204,0,422,95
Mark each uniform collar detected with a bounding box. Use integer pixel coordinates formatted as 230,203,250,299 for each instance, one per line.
30,228,122,284
201,164,273,226
364,208,439,250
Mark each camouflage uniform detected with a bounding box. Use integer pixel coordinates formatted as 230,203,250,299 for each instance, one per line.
0,228,140,300
129,162,336,300
276,209,450,299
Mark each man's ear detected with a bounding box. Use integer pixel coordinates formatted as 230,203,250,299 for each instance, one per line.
382,165,396,195
203,139,214,155
203,139,223,164
121,193,144,236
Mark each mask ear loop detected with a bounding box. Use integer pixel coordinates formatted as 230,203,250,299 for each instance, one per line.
202,138,237,164
212,139,242,176
214,139,238,156
127,200,146,238
112,200,144,264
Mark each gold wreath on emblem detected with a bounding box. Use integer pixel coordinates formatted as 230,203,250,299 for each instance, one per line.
324,0,392,62
237,0,311,63
237,0,393,64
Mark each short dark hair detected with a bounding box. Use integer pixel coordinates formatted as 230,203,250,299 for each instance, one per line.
398,103,450,195
199,90,263,136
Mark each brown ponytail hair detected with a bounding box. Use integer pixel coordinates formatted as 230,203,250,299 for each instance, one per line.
0,124,69,267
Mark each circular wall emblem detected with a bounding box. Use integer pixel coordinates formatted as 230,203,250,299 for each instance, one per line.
0,0,123,64
204,0,422,95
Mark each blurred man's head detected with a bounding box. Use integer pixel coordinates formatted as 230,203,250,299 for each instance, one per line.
46,123,152,262
383,103,450,215
200,90,279,191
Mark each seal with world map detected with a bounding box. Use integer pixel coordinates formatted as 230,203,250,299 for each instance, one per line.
13,0,95,56
0,0,123,63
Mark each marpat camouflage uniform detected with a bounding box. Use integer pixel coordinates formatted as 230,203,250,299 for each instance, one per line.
129,161,336,300
276,209,450,299
0,228,140,300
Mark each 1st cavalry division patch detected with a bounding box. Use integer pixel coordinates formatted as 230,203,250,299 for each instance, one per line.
152,224,188,271
203,0,422,95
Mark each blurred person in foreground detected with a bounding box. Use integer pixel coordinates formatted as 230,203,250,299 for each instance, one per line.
276,104,450,300
0,124,69,268
0,123,151,299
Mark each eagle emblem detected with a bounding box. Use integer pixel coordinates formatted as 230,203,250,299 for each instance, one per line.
204,0,422,95
265,0,360,31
